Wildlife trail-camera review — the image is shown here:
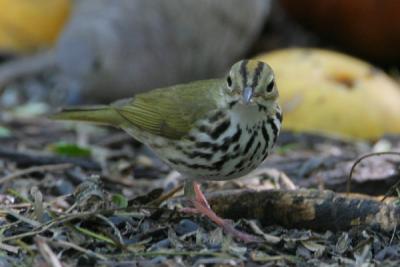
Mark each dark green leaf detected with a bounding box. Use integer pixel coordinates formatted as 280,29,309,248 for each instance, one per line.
112,193,128,208
49,142,91,157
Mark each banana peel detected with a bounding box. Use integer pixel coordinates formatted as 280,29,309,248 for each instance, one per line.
257,48,400,140
0,0,71,54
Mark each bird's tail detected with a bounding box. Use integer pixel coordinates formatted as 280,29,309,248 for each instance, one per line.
50,105,124,126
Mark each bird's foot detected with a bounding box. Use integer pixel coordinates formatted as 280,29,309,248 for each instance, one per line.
180,182,262,243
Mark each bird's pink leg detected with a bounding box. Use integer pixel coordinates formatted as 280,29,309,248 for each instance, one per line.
182,181,262,243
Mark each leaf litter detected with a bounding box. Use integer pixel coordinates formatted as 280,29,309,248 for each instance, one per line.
0,110,399,266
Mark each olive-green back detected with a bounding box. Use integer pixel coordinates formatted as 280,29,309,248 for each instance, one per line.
113,79,223,139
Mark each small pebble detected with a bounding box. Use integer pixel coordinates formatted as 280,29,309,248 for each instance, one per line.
108,215,133,226
147,256,169,266
51,179,75,195
41,212,52,223
175,219,199,236
149,239,171,251
376,245,400,261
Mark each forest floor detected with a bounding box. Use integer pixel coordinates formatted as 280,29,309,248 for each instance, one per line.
0,110,400,266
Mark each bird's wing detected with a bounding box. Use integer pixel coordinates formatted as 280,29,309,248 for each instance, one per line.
113,79,222,140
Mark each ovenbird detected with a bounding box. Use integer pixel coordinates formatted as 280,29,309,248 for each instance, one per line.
51,59,282,242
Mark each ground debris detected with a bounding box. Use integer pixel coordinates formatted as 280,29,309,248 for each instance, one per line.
1,106,400,265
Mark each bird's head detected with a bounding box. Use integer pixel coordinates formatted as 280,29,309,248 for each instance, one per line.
224,60,278,108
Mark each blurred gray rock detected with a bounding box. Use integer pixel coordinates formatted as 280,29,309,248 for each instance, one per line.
56,0,271,101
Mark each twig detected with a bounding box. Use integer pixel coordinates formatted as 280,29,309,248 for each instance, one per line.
0,220,21,230
0,194,72,210
0,148,101,170
380,179,400,202
250,253,299,263
0,163,73,185
0,210,112,242
14,239,35,257
6,188,32,203
47,238,108,261
1,203,160,244
31,186,44,222
125,249,223,258
35,236,63,267
96,214,124,245
148,184,184,207
0,242,19,254
73,226,116,246
0,206,140,243
247,220,281,244
0,203,33,209
2,208,41,227
346,152,400,193
389,224,397,246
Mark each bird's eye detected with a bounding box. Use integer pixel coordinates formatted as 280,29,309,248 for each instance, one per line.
266,80,274,92
227,76,232,87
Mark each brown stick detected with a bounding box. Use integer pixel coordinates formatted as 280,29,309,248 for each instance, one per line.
206,189,400,232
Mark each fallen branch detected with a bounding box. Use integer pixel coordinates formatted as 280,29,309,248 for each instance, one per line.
206,189,400,232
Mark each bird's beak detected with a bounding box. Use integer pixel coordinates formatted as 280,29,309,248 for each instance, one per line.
242,87,254,105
